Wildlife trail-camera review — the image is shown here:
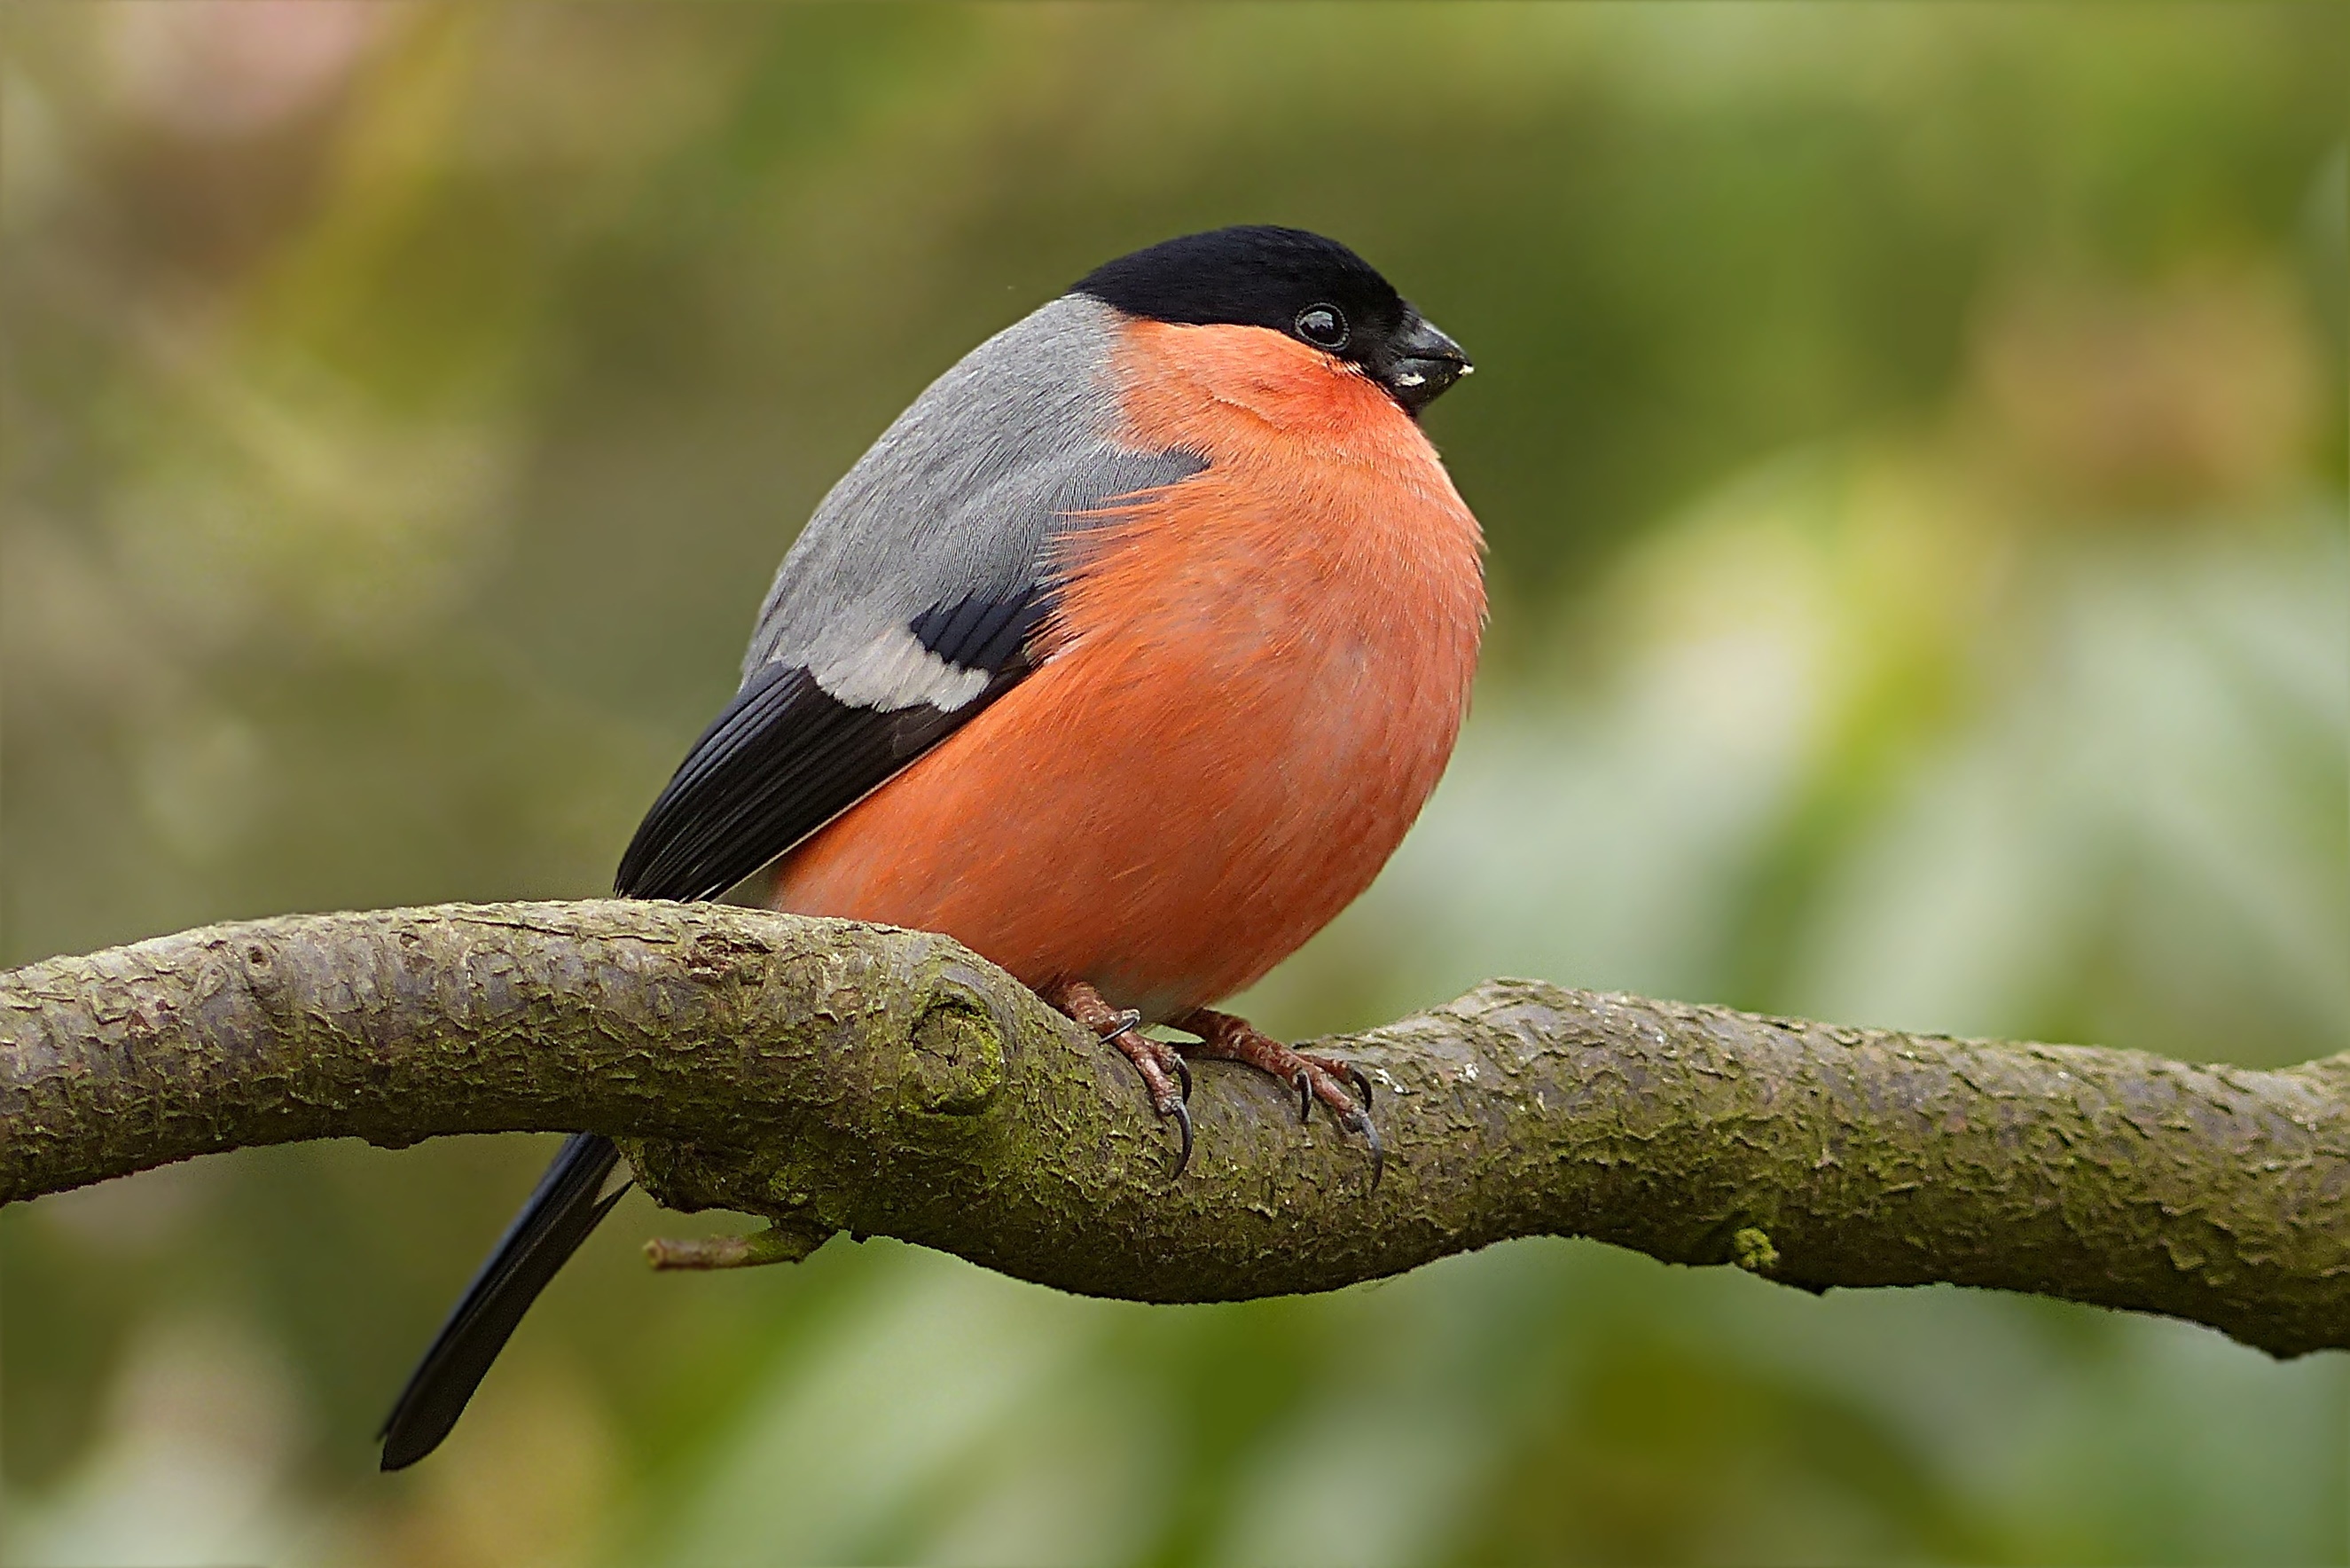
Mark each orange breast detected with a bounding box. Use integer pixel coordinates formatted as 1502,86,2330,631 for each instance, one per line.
767,320,1485,1019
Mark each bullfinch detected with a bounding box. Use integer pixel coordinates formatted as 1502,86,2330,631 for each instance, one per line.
380,225,1483,1469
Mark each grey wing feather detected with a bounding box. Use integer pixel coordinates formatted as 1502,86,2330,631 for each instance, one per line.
616,293,1200,904
745,294,1202,710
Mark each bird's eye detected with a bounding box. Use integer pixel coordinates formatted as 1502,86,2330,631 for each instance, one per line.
1294,303,1349,350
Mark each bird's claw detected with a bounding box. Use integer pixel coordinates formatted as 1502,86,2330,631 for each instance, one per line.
1051,981,1195,1181
1343,1103,1385,1194
1167,1096,1194,1179
1293,1054,1382,1194
1064,990,1385,1191
1128,1053,1193,1180
1295,1061,1373,1126
1287,1060,1383,1190
1171,1007,1390,1196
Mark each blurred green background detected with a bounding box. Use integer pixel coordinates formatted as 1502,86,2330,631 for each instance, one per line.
4,4,2346,1564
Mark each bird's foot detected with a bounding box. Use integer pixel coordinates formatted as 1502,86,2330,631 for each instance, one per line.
1049,980,1194,1178
1175,1007,1383,1193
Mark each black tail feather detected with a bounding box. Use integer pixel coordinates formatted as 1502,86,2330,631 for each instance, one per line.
378,1132,629,1470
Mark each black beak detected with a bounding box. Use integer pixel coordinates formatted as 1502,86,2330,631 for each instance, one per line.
1382,309,1472,415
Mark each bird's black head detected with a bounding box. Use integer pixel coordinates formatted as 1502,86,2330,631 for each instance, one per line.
1073,225,1471,416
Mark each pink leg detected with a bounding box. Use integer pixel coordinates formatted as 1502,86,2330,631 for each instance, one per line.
1174,1007,1383,1191
1047,979,1195,1177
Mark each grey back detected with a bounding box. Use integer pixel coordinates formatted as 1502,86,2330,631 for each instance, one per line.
743,294,1203,710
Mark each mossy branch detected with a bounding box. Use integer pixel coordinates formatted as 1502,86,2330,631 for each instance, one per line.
4,901,2343,1356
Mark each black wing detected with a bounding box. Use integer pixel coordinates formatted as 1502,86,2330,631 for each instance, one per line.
618,582,1049,902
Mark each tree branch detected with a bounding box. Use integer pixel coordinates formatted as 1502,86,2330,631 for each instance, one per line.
4,901,2343,1356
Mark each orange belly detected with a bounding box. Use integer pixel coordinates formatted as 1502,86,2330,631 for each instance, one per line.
768,320,1484,1019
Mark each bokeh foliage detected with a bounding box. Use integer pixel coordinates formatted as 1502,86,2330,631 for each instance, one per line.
3,4,2344,1564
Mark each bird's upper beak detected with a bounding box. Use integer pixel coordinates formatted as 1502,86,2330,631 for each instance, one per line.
1382,309,1473,416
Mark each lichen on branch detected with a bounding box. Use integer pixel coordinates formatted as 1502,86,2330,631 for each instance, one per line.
3,901,2343,1356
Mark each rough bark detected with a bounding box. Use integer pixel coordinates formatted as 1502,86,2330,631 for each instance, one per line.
3,900,2343,1356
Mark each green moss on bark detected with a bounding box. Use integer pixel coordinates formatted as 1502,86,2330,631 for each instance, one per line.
3,902,2344,1355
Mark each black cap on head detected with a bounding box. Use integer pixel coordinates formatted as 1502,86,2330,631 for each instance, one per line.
1073,225,1471,415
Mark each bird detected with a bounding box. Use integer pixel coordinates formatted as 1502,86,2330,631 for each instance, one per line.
378,224,1483,1470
